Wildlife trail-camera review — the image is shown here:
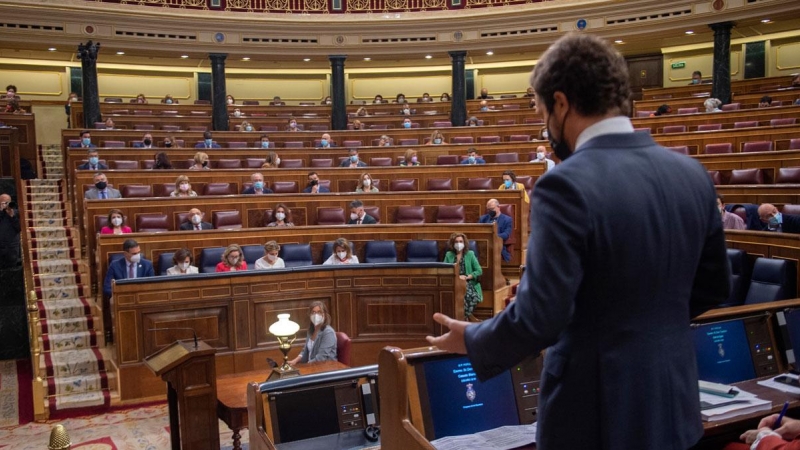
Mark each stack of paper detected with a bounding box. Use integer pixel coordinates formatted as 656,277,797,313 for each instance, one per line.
699,383,772,422
758,373,800,395
431,423,537,450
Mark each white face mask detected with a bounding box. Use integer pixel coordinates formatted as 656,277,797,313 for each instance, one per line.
180,262,190,270
191,214,202,224
536,152,545,160
337,251,348,260
227,99,234,105
311,313,324,326
233,110,241,118
275,158,281,166
363,179,371,186
129,254,141,264
111,217,122,227
350,212,359,221
275,212,286,221
180,183,190,192
266,253,277,262
454,242,465,252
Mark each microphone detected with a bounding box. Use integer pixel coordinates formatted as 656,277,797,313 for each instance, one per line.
148,327,198,349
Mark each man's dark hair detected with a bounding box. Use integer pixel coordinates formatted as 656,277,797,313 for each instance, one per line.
692,70,702,77
307,171,318,178
717,193,725,203
6,85,16,92
260,134,269,140
203,131,213,139
123,239,139,252
655,104,671,116
502,170,517,182
531,33,631,117
80,130,91,138
348,148,358,154
760,95,772,104
350,199,364,209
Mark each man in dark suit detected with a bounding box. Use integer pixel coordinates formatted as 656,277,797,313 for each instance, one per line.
348,200,376,225
478,198,512,262
339,148,368,168
69,130,97,148
428,33,729,450
241,172,274,195
132,133,155,149
103,239,155,297
77,149,108,171
195,131,221,149
84,172,121,199
179,208,213,231
303,172,330,193
758,203,800,234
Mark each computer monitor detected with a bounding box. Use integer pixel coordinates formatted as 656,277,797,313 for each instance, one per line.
262,365,380,447
414,354,541,441
692,314,778,384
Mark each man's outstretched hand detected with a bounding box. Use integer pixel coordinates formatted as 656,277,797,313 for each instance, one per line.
426,313,471,354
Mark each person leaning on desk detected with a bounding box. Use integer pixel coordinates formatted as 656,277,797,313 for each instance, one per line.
726,414,800,450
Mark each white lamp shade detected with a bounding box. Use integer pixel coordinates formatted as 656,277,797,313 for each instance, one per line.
269,313,300,337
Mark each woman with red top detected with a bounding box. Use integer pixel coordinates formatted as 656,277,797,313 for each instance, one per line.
215,244,247,272
725,414,800,450
100,209,131,235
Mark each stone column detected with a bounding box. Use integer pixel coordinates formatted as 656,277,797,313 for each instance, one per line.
710,22,733,105
209,53,229,132
77,41,101,130
449,51,468,127
329,55,347,131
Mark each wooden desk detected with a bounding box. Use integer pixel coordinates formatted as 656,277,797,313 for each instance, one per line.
217,360,347,450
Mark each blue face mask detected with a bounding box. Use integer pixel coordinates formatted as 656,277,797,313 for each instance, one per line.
433,138,442,145
253,181,264,190
480,106,488,112
691,79,699,85
403,122,411,129
320,139,328,147
82,137,91,146
204,138,213,146
468,156,475,164
245,126,253,132
261,141,270,148
88,156,99,165
769,213,783,227
504,180,513,188
166,99,173,104
350,155,358,162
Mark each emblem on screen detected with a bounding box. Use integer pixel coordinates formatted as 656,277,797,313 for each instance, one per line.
718,343,725,358
466,383,476,402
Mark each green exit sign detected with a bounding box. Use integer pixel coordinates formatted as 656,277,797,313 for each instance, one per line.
671,62,686,69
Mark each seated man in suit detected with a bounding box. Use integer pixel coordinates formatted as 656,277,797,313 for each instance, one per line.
316,133,336,148
339,148,367,168
460,148,486,165
242,172,274,195
132,133,155,149
303,171,330,193
179,208,213,231
348,199,376,225
479,198,512,261
77,149,108,171
70,130,96,148
195,131,221,149
478,87,493,100
758,203,800,234
103,238,155,297
84,172,121,200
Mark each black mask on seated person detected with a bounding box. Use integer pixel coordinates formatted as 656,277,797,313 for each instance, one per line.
309,179,318,186
143,138,152,146
487,210,496,218
95,181,107,190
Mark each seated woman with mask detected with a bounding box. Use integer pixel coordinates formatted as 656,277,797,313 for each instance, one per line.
167,248,198,275
322,238,359,265
288,301,338,365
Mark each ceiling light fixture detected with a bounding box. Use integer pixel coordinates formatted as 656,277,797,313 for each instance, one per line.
761,19,772,23
303,58,311,62
425,55,432,59
685,30,694,35
180,55,189,59
242,57,251,61
614,40,624,44
48,47,57,51
363,57,371,61
486,51,494,56
116,51,125,55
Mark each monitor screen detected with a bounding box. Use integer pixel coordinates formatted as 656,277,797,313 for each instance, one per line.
693,318,757,384
419,356,520,440
783,309,800,366
273,386,340,443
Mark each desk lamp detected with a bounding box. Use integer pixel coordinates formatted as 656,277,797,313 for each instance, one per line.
268,313,300,380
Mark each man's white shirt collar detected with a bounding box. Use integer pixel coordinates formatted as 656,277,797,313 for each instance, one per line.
575,116,635,152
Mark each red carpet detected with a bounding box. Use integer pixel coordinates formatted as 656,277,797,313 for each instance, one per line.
16,359,33,425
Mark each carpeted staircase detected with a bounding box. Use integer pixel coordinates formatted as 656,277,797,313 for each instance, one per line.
27,145,111,419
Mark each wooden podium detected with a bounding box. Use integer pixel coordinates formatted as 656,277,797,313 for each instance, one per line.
144,340,220,450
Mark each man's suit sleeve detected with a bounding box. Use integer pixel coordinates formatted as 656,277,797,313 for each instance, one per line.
465,171,588,381
497,216,512,240
142,261,155,277
103,262,117,296
690,180,732,318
